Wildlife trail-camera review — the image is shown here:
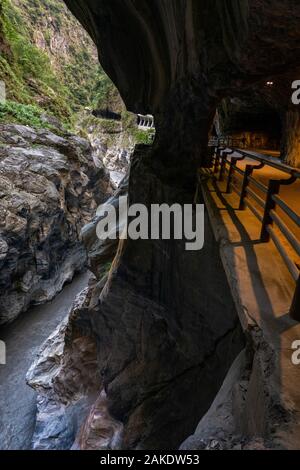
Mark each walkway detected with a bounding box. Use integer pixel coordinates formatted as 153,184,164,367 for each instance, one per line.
200,148,300,448
231,151,300,261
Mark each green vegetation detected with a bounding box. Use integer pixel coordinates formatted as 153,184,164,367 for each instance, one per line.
0,0,72,123
0,0,118,127
130,128,155,145
91,71,123,113
0,100,56,129
122,111,155,145
0,0,153,145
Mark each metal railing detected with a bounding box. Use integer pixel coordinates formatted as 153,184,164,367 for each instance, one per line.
137,114,155,130
209,141,300,321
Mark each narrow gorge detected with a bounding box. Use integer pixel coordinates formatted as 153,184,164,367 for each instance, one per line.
0,0,140,450
1,0,300,454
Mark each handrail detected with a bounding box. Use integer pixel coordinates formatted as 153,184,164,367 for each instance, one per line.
208,137,300,177
208,141,300,321
231,148,300,179
272,195,300,227
291,277,300,321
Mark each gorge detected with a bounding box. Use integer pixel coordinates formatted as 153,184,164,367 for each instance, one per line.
1,0,300,453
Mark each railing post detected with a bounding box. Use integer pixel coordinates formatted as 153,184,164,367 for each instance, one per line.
260,179,281,242
239,165,253,210
226,155,246,194
290,276,300,321
261,174,297,242
214,147,221,174
226,157,238,193
219,151,227,182
239,162,265,210
219,150,234,182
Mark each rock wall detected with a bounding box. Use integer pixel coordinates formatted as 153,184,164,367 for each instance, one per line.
28,0,300,449
181,327,295,451
77,113,134,187
217,96,282,150
1,0,98,120
27,147,244,450
0,123,111,324
81,150,244,450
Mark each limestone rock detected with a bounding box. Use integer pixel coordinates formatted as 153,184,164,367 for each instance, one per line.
77,112,134,187
28,147,245,450
26,287,101,450
0,124,111,324
82,173,128,278
38,0,300,449
75,390,124,451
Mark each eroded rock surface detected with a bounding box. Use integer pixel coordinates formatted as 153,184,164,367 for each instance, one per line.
28,0,300,450
28,148,245,450
27,183,124,449
0,124,111,324
181,326,293,451
77,113,134,187
82,174,128,279
27,286,101,450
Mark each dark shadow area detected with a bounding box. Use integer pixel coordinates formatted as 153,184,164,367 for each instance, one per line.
92,109,122,121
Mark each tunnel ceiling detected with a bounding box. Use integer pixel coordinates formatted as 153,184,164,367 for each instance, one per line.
64,0,300,115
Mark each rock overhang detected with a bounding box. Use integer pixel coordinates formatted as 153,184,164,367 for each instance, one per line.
64,1,300,111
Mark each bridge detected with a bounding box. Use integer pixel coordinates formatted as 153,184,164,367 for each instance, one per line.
137,114,155,130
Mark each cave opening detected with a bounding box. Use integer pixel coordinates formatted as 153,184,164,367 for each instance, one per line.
216,94,283,154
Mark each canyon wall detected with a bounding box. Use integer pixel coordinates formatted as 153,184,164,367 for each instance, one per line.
0,123,111,324
281,109,300,168
26,0,300,449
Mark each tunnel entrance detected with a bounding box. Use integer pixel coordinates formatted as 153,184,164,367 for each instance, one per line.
216,95,282,154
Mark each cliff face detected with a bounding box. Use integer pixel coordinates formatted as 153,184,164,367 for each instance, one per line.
0,0,121,127
0,1,140,325
27,0,300,450
0,123,111,324
0,0,145,182
65,0,300,168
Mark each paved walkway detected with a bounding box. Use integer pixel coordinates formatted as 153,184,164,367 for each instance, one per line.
201,154,300,448
229,150,300,268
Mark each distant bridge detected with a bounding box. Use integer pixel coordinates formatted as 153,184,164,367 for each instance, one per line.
137,114,155,130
